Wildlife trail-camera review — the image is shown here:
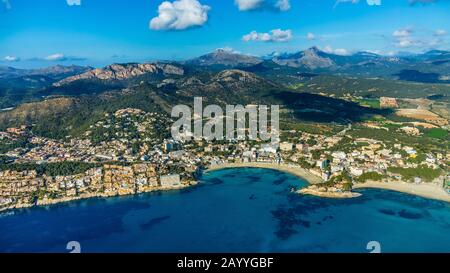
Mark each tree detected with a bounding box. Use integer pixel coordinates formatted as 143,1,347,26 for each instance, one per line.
342,182,353,192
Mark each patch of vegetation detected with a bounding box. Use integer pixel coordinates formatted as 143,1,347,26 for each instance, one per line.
406,153,426,164
297,158,314,169
356,171,384,183
0,137,35,154
387,166,442,182
0,161,98,176
295,74,450,99
425,128,448,139
349,126,448,151
318,172,352,188
0,155,14,164
287,83,304,89
0,162,42,174
355,98,380,109
43,162,98,177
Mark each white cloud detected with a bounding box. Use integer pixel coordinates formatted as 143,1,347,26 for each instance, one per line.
45,53,66,61
322,45,350,55
4,55,19,62
367,0,381,5
275,0,291,11
216,47,241,54
364,49,382,55
150,0,210,31
242,29,293,42
334,48,350,55
271,29,293,41
391,27,447,48
40,54,85,62
235,0,263,10
235,0,290,11
307,32,315,40
334,0,381,8
392,28,418,48
243,31,271,42
434,29,447,36
334,0,359,8
66,0,81,6
393,29,412,38
396,39,414,47
408,0,438,5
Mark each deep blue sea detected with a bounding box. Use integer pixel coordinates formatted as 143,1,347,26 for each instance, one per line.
0,167,449,253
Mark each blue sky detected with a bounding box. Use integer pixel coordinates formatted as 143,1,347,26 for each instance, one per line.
1,0,449,68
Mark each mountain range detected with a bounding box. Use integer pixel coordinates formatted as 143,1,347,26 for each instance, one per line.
1,46,450,140
0,46,449,111
2,47,450,85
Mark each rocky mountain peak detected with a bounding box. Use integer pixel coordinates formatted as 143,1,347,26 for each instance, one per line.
53,62,184,86
272,47,335,69
186,49,262,67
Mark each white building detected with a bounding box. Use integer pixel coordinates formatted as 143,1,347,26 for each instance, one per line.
261,144,278,154
349,167,363,177
332,151,346,160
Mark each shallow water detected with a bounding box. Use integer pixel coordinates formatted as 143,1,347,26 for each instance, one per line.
0,167,449,253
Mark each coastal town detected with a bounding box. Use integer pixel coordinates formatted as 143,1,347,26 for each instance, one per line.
1,104,449,211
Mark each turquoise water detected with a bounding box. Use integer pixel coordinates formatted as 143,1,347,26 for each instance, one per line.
0,167,449,253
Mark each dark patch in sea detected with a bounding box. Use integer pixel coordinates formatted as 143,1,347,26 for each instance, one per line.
140,216,171,230
322,215,334,221
275,228,298,240
398,209,423,220
378,209,396,216
249,194,256,200
270,192,366,240
207,178,224,185
271,207,311,239
246,175,261,183
179,186,199,194
299,219,311,228
272,177,286,185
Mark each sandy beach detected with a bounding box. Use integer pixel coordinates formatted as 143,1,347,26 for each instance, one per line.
206,162,324,184
205,162,450,203
354,181,450,203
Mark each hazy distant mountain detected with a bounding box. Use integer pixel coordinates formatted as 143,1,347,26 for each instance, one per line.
0,65,91,80
262,47,450,82
269,47,408,70
185,49,262,67
272,47,335,69
0,65,92,109
412,50,450,63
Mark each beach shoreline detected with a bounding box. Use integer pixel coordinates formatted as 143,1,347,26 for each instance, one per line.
206,162,324,184
0,183,194,213
2,164,448,213
205,162,450,203
353,181,450,203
